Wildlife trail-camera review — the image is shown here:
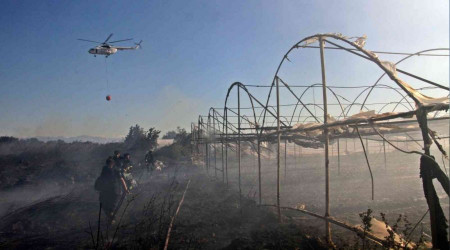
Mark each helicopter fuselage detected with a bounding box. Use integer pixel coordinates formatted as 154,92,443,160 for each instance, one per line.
88,46,117,56
79,34,141,57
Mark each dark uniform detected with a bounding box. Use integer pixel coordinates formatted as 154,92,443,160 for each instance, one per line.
98,158,125,221
144,150,155,172
112,150,123,170
122,153,133,172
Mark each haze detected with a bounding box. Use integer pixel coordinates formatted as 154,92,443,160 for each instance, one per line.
0,0,448,138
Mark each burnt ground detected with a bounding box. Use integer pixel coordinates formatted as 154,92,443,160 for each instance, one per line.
0,164,327,249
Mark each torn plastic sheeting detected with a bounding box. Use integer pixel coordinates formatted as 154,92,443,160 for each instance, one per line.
339,111,403,124
356,43,448,105
346,110,376,119
352,34,367,48
278,111,425,148
259,120,424,149
291,139,323,149
317,31,446,106
301,33,367,48
291,122,323,137
367,50,379,59
267,136,323,149
301,37,319,47
290,110,400,132
324,32,346,39
397,78,449,105
348,123,420,135
380,60,397,77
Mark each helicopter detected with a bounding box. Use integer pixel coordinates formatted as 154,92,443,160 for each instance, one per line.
78,33,142,57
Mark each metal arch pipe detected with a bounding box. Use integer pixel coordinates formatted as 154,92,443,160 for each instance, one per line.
224,82,266,206
227,109,256,131
260,34,443,133
257,33,434,242
237,86,242,209
211,109,239,133
206,112,211,174
259,34,324,134
209,108,226,182
282,82,320,126
327,86,351,120
366,84,415,110
295,105,325,124
277,80,346,125
208,108,220,179
224,82,259,132
300,115,322,124
341,100,372,116
213,112,217,178
208,107,231,135
207,110,225,182
208,109,237,134
390,97,415,113
277,77,321,123
282,81,347,124
319,36,331,243
224,108,229,186
193,35,449,247
190,122,197,155
207,108,219,133
360,48,450,110
242,114,257,129
266,115,299,128
294,104,325,124
246,88,290,128
208,107,245,186
345,83,416,117
323,39,448,96
376,100,412,114
214,109,227,133
343,86,374,116
197,115,205,146
224,83,290,143
286,83,338,124
289,84,323,125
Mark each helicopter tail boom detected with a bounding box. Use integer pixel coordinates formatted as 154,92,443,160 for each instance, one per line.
115,40,142,50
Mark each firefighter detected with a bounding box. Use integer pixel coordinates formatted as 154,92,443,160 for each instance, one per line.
95,157,129,223
144,150,155,172
112,150,123,170
122,153,137,190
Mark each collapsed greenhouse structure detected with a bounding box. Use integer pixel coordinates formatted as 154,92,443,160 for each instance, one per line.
191,34,449,248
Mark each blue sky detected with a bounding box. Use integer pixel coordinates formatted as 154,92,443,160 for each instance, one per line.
0,1,448,138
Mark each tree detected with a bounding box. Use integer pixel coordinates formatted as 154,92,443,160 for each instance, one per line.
155,127,191,161
162,130,177,139
124,124,144,148
124,125,160,150
174,127,189,146
146,127,160,150
0,136,18,144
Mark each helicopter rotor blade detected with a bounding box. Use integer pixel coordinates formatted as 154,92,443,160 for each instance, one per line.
109,38,133,43
77,39,102,43
103,33,113,44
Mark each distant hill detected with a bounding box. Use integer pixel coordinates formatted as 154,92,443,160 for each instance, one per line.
33,136,124,144
28,136,174,146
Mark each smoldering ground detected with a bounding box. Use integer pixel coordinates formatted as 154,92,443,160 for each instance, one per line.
221,136,449,245
0,164,326,249
1,131,448,249
0,138,327,249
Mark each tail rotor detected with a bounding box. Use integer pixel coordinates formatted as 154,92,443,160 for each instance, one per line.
134,40,143,49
